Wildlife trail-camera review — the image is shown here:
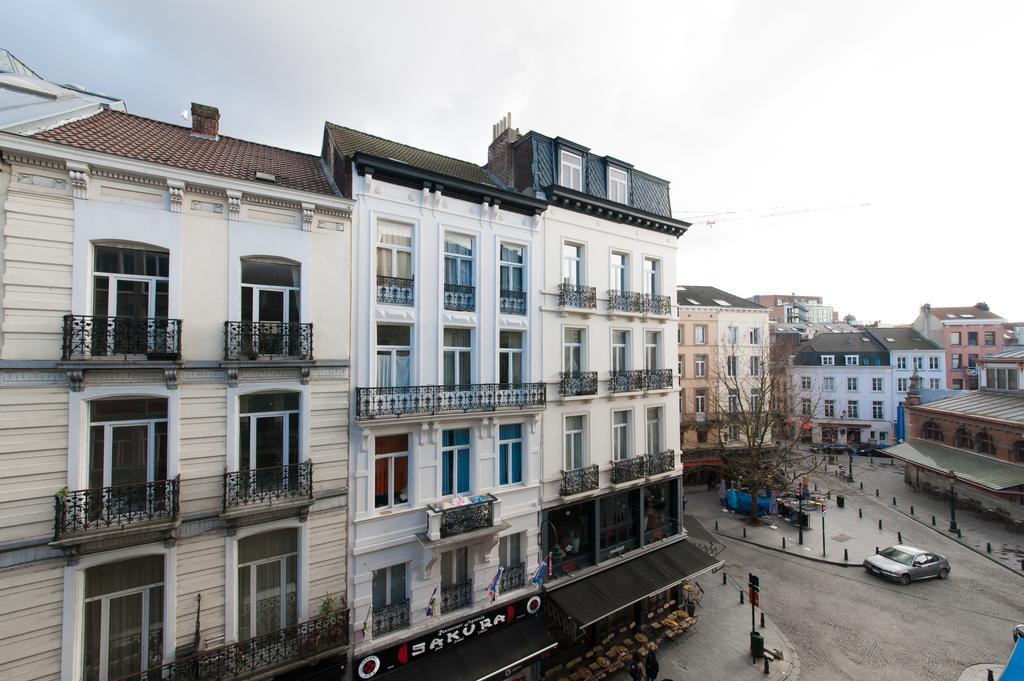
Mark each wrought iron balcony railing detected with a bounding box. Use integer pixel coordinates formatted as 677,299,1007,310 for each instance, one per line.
609,369,645,393
611,456,648,484
560,464,599,496
113,611,349,681
53,477,180,541
372,600,410,637
558,282,597,309
440,579,474,614
62,315,182,360
646,293,673,315
500,289,527,315
377,275,415,306
224,321,313,360
223,462,313,511
607,290,646,313
647,449,676,476
499,563,526,593
444,284,475,312
560,371,598,397
429,494,495,538
356,382,545,419
644,368,674,390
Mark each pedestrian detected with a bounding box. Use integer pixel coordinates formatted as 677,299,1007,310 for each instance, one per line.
629,650,646,681
645,642,660,681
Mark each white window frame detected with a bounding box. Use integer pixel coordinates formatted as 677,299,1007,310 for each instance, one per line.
562,242,585,286
238,391,301,471
695,354,707,378
871,377,883,392
497,423,524,486
371,563,407,610
896,357,907,370
644,330,661,371
498,331,524,386
872,401,884,420
928,356,940,371
694,325,707,345
847,401,860,419
443,233,475,288
610,251,629,293
608,166,628,203
563,327,586,373
374,433,411,510
236,530,298,641
442,327,473,387
750,356,762,377
823,376,835,392
897,378,908,393
844,355,859,366
560,150,583,190
611,329,629,373
376,221,414,280
564,414,586,470
847,377,858,392
821,355,835,366
800,375,812,390
749,328,762,345
441,428,472,498
498,242,525,294
646,406,664,455
611,409,632,461
824,400,836,418
913,357,924,371
694,389,706,414
642,257,660,296
376,324,412,388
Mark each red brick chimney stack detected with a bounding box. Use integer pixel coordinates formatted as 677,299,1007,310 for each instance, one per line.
190,102,220,138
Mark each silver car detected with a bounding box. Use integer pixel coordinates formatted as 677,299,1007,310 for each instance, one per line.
863,545,950,584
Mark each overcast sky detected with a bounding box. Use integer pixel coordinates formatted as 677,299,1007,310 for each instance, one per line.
5,1,1022,324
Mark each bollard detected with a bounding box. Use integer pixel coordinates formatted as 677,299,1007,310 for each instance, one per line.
859,508,863,518
893,496,897,505
932,515,936,526
860,481,864,490
988,542,992,554
760,612,765,629
876,546,879,554
764,657,770,675
958,528,962,539
911,505,915,515
1020,560,1024,572
879,519,883,530
740,590,745,604
871,457,874,464
989,670,995,681
814,483,818,492
898,531,902,544
783,537,786,549
875,489,879,497
716,521,719,530
723,572,728,585
827,491,832,499
743,527,747,538
844,548,849,561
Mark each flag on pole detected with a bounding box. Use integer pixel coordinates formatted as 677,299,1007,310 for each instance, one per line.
487,566,505,602
548,550,553,576
531,560,546,586
361,607,372,639
425,586,439,618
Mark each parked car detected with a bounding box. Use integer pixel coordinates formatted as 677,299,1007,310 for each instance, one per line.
863,545,950,584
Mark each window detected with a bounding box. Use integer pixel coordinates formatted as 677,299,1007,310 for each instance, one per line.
444,234,474,288
922,422,943,442
677,359,683,381
823,376,835,392
950,332,961,346
847,377,858,392
241,258,300,327
844,355,859,366
562,243,584,286
956,428,973,449
821,355,835,366
643,258,660,296
750,389,761,411
610,252,629,292
928,357,940,370
913,357,923,371
441,429,471,496
644,331,661,371
677,325,684,345
726,355,739,377
952,379,964,390
800,376,812,390
608,166,628,203
987,368,1020,391
612,330,629,372
559,150,583,190
377,221,413,280
896,357,907,370
499,244,525,294
239,393,299,485
563,328,585,373
93,244,169,333
694,325,707,345
749,328,762,345
612,410,631,461
499,533,523,571
498,331,523,385
564,415,585,470
976,432,995,455
440,547,470,604
871,377,883,392
801,398,812,415
238,529,298,641
646,407,663,454
695,354,707,378
847,401,859,419
498,424,523,486
930,378,941,389
694,389,706,414
897,378,908,392
749,356,762,377
1014,441,1024,463
968,354,979,368
967,331,978,346
824,400,835,418
879,432,888,442
697,429,708,443
872,401,884,419
443,328,472,386
727,326,739,345
372,564,407,613
88,398,168,494
83,556,164,681
951,353,961,370
727,425,740,442
985,332,995,346
375,435,410,508
727,391,740,414
376,325,411,387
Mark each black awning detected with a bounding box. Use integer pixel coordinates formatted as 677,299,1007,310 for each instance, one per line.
378,616,557,681
546,539,722,629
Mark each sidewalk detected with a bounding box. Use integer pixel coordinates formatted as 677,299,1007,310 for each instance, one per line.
608,558,799,680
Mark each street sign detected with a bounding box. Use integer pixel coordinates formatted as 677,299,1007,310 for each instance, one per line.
748,573,760,592
750,590,760,607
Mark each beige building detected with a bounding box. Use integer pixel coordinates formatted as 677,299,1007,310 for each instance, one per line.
0,104,353,681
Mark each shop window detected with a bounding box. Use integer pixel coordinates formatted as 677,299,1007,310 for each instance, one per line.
599,489,641,561
545,501,596,577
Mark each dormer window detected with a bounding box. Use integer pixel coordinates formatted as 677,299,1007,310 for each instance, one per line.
560,150,583,191
608,167,628,203
821,355,835,366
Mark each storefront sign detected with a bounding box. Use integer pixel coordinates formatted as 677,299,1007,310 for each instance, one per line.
357,594,543,679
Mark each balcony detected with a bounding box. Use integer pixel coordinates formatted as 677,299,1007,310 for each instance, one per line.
647,449,676,476
444,283,476,312
644,368,674,390
611,456,647,484
560,464,599,496
440,579,474,614
560,371,598,397
356,383,546,419
607,290,645,313
53,477,180,541
377,275,415,306
372,600,410,637
609,369,644,393
499,563,526,593
61,315,182,360
224,321,313,360
500,289,527,315
223,462,313,510
558,282,597,309
646,294,672,315
115,612,348,681
428,494,496,538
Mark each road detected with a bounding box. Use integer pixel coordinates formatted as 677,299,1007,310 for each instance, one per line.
700,512,1024,680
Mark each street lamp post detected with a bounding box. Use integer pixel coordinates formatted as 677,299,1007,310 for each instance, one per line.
948,469,959,533
848,450,854,483
798,480,805,545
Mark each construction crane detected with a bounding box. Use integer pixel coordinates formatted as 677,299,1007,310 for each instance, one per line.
675,201,870,228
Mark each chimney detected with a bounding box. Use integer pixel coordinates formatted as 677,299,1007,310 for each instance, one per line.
484,112,520,189
190,102,220,138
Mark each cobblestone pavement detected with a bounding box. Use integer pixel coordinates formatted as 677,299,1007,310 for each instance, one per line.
685,489,1024,680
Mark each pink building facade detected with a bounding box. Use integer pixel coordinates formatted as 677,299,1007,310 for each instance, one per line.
912,304,1008,390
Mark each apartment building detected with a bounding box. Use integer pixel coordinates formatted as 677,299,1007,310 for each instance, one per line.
912,303,1008,390
750,293,837,325
676,286,770,482
864,328,945,424
0,105,353,681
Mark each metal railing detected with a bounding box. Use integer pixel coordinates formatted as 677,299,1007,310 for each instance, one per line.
500,289,527,315
372,600,410,637
560,464,599,496
356,383,546,419
376,275,415,306
62,315,182,360
499,563,526,593
647,449,676,476
440,580,474,614
430,495,495,537
611,456,648,484
609,369,645,393
443,284,475,312
112,612,349,681
223,462,313,510
53,477,180,540
646,294,672,315
559,371,598,397
607,290,646,313
224,321,313,360
558,282,597,309
644,368,674,390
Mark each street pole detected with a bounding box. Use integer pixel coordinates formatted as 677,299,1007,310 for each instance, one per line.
798,488,804,545
821,505,826,558
949,470,959,533
848,451,854,483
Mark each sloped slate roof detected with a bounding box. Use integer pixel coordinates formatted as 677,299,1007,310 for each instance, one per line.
916,390,1024,426
888,439,1024,491
867,328,943,351
33,109,337,196
676,285,764,309
927,306,1004,321
325,122,497,187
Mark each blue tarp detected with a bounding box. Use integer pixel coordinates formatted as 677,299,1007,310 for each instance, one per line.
726,490,773,516
1000,637,1024,681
